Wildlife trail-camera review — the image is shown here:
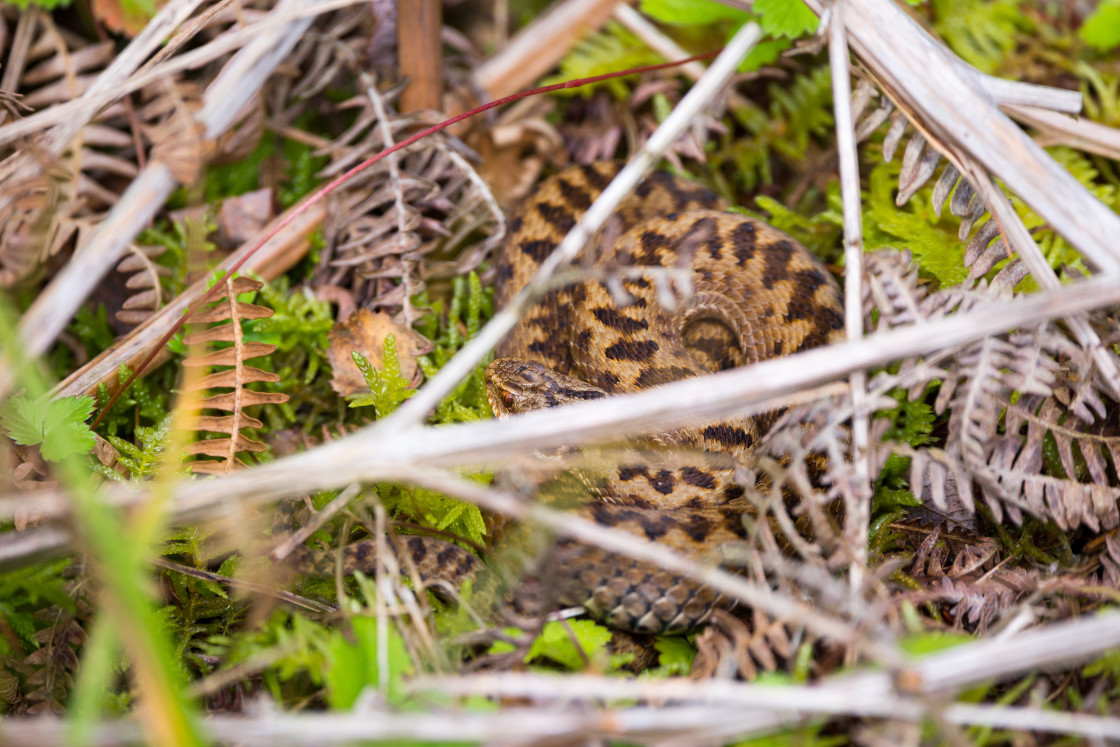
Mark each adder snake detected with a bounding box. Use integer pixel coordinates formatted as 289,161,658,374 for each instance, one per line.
283,161,845,634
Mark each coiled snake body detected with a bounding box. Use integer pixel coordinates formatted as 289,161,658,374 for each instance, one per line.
285,162,844,634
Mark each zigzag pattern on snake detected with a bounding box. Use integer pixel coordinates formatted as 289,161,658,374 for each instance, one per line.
280,161,844,634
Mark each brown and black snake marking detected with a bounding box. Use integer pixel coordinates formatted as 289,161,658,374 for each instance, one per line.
283,162,844,635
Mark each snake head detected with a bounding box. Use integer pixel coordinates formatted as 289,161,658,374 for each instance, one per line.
485,358,607,417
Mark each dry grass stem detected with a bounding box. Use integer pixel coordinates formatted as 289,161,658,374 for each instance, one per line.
1006,103,1120,160
419,611,1120,705
827,3,872,592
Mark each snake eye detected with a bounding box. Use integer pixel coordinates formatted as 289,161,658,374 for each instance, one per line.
499,390,516,409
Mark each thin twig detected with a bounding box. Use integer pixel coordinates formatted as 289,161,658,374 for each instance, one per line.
612,4,707,82
153,558,335,614
1006,103,1120,160
826,1,872,595
269,484,361,562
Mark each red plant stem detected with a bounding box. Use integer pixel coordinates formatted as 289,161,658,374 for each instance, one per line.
91,48,722,428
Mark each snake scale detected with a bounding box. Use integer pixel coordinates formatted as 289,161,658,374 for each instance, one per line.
282,161,844,635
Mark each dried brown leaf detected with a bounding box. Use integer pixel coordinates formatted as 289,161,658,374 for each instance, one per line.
327,308,422,396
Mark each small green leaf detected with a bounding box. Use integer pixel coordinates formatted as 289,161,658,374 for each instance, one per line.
754,0,818,38
900,630,973,657
40,395,97,462
43,394,95,434
324,615,413,709
1081,1,1120,52
651,636,696,676
1,396,45,446
527,620,613,671
1,395,97,461
640,0,750,26
739,38,792,72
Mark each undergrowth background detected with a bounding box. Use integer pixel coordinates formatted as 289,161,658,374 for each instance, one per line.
1,0,1120,743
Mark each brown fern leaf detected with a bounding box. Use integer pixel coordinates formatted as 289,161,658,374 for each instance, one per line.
182,275,288,474
690,608,796,681
905,537,1116,633
853,84,988,241
1098,532,1120,587
276,11,503,321
0,7,208,287
863,249,1120,531
114,243,171,325
982,393,1120,532
753,395,884,570
22,610,85,715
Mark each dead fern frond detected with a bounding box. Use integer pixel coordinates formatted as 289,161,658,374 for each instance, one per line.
21,611,83,715
854,85,984,227
863,249,1120,532
0,6,207,287
861,247,928,331
318,119,505,315
274,16,503,323
690,608,795,681
182,275,288,475
752,395,879,570
982,393,1120,531
114,243,171,326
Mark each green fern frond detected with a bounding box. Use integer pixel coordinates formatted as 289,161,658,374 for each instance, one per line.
543,22,663,98
719,65,834,191
931,0,1023,74
0,560,76,653
103,414,178,479
416,271,493,423
862,160,969,286
376,471,489,549
1077,64,1120,127
347,337,416,418
769,66,834,154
